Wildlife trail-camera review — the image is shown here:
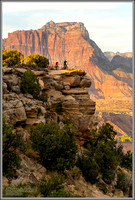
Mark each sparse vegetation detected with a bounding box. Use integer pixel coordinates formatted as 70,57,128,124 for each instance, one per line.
2,49,24,67
20,69,41,99
116,172,130,195
37,107,42,117
55,103,63,114
3,184,34,197
30,121,77,171
39,93,48,102
77,123,118,184
117,145,132,171
3,116,24,178
39,174,81,197
39,174,64,197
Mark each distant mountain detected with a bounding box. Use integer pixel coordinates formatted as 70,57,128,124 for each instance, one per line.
104,51,132,61
2,21,132,138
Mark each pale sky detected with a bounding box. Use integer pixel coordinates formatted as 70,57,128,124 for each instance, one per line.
2,1,133,53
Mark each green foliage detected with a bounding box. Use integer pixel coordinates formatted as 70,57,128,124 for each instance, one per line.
55,103,63,114
39,174,80,197
117,145,132,171
78,123,118,184
49,189,81,197
121,151,132,171
94,142,118,184
20,69,41,99
3,116,24,178
39,174,64,197
116,172,129,195
39,93,48,102
76,156,99,184
37,107,42,117
30,121,77,172
2,49,24,67
25,53,49,68
3,184,34,197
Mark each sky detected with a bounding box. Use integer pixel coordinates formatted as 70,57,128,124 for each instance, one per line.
2,1,133,53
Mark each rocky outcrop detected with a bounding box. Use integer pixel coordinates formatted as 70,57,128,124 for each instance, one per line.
2,21,132,145
2,21,132,100
2,67,98,145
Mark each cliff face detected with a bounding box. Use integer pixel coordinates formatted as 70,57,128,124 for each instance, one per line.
3,21,132,100
3,67,97,145
2,21,132,138
3,21,112,71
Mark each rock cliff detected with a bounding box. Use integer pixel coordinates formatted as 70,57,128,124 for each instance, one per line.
2,21,132,142
3,21,112,71
3,67,98,145
3,67,132,198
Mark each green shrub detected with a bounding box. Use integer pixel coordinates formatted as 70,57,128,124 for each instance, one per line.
49,189,81,197
39,174,81,197
25,53,49,68
94,142,118,184
39,93,48,102
3,116,24,178
55,103,63,114
116,172,129,195
2,49,24,67
117,146,132,171
30,121,77,171
37,107,41,117
80,123,118,184
3,184,34,197
39,174,64,197
120,151,132,171
76,156,99,184
20,69,41,99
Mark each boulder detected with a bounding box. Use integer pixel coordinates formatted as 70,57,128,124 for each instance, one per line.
80,76,91,88
62,88,88,95
2,81,8,94
61,75,81,87
2,67,14,74
3,93,27,125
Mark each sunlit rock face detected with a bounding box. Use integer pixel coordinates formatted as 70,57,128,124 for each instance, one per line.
3,21,133,140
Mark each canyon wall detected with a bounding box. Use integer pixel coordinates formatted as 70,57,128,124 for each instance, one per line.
3,21,132,139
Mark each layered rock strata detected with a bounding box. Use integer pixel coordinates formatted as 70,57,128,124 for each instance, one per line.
3,67,98,145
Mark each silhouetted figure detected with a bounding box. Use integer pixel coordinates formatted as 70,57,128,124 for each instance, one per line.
55,62,59,70
63,60,68,69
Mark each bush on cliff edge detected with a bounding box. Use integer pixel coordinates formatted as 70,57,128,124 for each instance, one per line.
20,69,41,99
2,49,24,67
25,54,49,68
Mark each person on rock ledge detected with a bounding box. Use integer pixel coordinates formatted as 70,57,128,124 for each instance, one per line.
55,62,59,70
63,60,68,69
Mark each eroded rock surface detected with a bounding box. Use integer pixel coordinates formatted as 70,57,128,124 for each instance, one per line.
3,67,98,145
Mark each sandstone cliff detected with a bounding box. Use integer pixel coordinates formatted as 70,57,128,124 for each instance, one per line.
3,67,97,145
2,21,132,140
3,21,132,100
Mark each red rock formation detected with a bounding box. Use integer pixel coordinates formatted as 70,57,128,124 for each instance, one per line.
2,21,133,139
